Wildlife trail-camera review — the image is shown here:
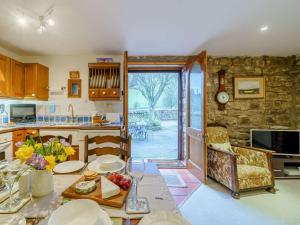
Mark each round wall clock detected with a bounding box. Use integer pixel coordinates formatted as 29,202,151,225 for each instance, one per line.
215,69,229,110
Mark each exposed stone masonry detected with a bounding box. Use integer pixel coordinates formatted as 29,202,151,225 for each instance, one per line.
207,56,300,146
293,56,300,128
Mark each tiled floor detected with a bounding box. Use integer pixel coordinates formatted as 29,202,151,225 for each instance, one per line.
159,169,201,207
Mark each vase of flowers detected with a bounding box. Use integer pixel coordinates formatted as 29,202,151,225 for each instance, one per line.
15,137,75,197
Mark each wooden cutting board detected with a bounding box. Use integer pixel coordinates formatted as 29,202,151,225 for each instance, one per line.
62,176,129,208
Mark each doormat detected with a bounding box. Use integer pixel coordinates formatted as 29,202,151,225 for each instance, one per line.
148,160,186,169
162,173,187,188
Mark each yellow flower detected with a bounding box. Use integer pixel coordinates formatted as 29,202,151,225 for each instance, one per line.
64,147,75,156
34,143,42,149
15,146,34,163
45,155,56,171
54,142,62,150
58,154,67,162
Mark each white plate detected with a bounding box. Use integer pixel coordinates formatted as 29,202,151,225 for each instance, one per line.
87,155,126,174
139,211,191,225
48,199,113,225
53,161,85,174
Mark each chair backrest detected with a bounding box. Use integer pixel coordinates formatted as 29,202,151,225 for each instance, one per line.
84,134,131,163
207,124,230,144
28,135,73,145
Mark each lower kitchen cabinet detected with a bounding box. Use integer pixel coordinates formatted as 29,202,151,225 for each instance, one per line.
12,129,39,156
12,130,26,157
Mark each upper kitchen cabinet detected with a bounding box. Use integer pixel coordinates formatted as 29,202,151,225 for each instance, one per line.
24,63,49,100
0,54,12,97
88,62,121,101
11,59,25,98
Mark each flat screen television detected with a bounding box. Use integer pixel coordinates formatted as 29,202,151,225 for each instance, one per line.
251,129,300,155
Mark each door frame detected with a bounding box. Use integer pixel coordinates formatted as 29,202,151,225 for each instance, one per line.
126,68,183,160
185,51,208,183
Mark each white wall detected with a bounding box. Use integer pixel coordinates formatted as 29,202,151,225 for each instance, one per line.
0,46,23,61
1,51,124,117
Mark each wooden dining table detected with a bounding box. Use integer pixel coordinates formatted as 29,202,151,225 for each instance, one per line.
18,162,174,225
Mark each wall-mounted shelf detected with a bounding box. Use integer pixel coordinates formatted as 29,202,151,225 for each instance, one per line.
88,62,120,101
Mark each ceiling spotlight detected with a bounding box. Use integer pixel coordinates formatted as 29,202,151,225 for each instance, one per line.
38,25,46,33
260,25,269,32
18,16,26,26
38,16,47,33
47,19,55,26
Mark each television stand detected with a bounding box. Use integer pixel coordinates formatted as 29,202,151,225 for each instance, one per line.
272,154,300,179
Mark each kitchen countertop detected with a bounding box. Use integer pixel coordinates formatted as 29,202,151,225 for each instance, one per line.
0,123,122,134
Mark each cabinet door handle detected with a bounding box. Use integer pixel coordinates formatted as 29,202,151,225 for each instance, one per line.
113,91,116,95
91,91,95,95
274,169,282,172
32,93,35,97
102,91,106,95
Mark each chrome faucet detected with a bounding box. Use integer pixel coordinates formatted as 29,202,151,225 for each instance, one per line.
67,104,75,123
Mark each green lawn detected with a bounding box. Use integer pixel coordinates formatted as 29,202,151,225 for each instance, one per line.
129,88,178,109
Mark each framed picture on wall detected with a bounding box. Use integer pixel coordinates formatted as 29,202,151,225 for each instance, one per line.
233,76,265,99
69,71,80,79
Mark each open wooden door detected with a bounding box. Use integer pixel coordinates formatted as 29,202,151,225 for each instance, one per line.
123,51,129,135
186,51,208,184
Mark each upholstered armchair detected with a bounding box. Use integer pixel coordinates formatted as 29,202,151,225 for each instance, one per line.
207,125,275,199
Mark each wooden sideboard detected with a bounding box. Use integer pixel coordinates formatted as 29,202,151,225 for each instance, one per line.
272,154,300,178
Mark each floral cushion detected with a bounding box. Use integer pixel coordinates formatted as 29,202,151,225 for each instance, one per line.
207,127,230,144
209,142,234,153
237,165,270,179
233,146,268,168
237,165,272,190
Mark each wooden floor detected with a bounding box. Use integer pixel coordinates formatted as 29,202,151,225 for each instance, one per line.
159,169,201,206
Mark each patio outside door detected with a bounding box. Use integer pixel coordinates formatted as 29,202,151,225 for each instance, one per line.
127,70,181,160
186,51,207,184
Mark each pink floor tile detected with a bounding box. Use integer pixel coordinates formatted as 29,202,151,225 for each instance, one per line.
159,168,201,206
169,187,196,196
173,195,187,205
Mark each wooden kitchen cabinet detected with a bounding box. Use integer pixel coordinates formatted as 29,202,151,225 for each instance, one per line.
12,130,26,157
12,129,39,156
0,54,12,97
11,59,25,98
24,63,49,100
26,129,39,137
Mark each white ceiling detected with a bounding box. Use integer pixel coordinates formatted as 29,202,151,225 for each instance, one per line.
0,0,299,56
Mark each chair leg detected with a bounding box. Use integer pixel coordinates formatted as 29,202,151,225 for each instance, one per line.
231,191,240,199
266,187,276,194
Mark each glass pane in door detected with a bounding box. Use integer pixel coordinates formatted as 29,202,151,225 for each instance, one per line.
190,63,204,130
128,71,179,159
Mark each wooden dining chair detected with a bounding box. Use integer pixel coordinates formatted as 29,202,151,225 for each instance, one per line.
84,134,131,163
28,135,73,145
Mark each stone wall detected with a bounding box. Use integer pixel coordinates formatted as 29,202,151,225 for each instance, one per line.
207,56,299,146
294,56,300,128
296,74,300,128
